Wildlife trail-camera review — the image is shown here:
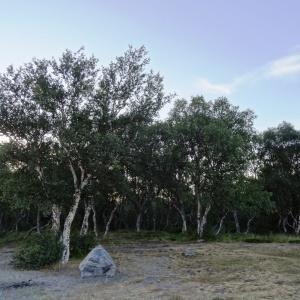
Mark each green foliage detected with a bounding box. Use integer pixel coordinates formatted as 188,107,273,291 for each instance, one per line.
13,232,63,269
70,232,97,258
0,47,299,246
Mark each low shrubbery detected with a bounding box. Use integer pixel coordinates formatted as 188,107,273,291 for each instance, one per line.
101,230,197,244
13,231,63,270
70,232,97,258
211,233,300,243
0,231,25,247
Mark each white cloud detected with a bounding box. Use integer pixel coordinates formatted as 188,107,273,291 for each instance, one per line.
195,51,300,96
195,78,233,95
266,54,300,77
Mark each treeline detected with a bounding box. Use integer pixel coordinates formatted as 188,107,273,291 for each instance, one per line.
0,47,299,263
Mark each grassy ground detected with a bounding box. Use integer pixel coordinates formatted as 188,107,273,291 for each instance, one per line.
2,230,300,247
101,230,300,244
1,231,300,299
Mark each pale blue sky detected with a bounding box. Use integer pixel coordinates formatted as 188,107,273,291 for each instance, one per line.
1,0,300,130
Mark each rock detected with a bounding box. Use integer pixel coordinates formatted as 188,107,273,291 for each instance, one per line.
182,249,196,257
79,245,116,278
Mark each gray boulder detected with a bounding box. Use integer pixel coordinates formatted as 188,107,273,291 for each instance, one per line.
79,245,116,278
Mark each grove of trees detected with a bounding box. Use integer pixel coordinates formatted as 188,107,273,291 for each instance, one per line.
0,47,299,263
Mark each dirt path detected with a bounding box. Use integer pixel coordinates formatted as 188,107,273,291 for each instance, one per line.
1,242,300,299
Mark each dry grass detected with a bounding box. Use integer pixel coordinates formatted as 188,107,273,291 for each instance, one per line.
64,242,300,300
2,241,300,299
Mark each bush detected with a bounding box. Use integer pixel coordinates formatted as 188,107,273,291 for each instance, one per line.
13,232,63,270
70,232,97,258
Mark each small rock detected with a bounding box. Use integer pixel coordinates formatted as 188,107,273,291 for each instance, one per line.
197,239,205,243
182,249,196,257
79,245,116,278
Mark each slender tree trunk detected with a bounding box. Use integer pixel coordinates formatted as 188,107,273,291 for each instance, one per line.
278,215,282,229
215,212,227,235
36,207,40,234
0,213,3,231
198,204,211,238
164,204,171,230
174,204,187,233
15,217,19,232
103,203,119,238
233,210,241,233
136,212,142,232
51,204,61,234
15,213,24,232
282,216,288,233
61,161,91,264
295,215,300,234
62,191,81,263
196,199,201,236
80,201,92,236
153,216,156,231
245,217,254,234
91,202,98,237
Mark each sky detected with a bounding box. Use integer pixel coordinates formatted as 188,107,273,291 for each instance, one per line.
0,0,300,131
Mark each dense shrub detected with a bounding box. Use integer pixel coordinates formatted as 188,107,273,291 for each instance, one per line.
13,232,63,269
70,232,97,258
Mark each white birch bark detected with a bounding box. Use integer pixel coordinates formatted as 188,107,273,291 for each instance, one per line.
295,215,300,234
61,161,91,264
103,202,119,238
174,204,187,233
196,199,201,236
136,212,142,232
215,212,227,235
233,210,241,233
51,204,61,233
80,201,92,236
198,204,211,238
91,202,98,237
245,217,254,234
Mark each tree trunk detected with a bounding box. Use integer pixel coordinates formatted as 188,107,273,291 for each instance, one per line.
61,161,91,264
36,207,40,234
136,212,142,232
233,210,241,233
80,201,92,236
245,217,254,234
215,212,227,235
15,218,19,232
103,203,119,238
152,216,156,231
198,204,211,238
91,202,98,237
174,204,187,233
278,215,282,229
15,213,23,232
295,215,300,234
51,204,61,234
282,216,288,233
0,213,3,231
196,199,201,236
62,191,81,264
164,204,171,230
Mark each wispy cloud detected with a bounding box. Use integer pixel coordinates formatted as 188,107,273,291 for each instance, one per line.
266,53,300,77
196,78,233,95
195,51,300,96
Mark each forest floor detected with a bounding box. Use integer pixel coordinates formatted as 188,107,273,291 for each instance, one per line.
0,240,300,300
